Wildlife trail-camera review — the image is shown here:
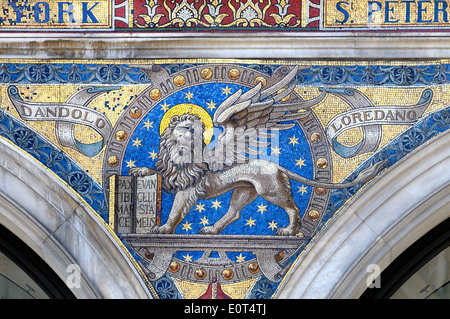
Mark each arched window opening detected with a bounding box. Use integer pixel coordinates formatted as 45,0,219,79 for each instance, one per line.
361,218,450,299
0,224,76,299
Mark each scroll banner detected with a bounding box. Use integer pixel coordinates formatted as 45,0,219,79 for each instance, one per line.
8,85,118,157
323,88,433,158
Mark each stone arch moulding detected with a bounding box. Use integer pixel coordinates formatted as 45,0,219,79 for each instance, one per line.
0,137,153,299
275,129,450,299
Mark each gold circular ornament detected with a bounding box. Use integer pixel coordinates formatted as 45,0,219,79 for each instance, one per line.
115,130,127,141
129,106,142,119
228,68,240,80
316,188,327,195
144,250,154,260
195,268,207,280
173,75,186,87
201,68,213,80
308,210,320,221
107,155,119,167
169,261,180,273
311,132,322,143
254,76,267,87
149,88,161,100
222,269,234,280
317,158,328,169
248,262,260,274
275,251,284,262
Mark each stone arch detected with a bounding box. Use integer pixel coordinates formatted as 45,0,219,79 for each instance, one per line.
0,137,152,299
275,130,450,299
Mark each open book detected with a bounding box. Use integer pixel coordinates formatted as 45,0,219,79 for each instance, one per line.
109,174,162,234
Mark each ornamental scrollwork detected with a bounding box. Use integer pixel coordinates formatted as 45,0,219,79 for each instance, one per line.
134,0,301,29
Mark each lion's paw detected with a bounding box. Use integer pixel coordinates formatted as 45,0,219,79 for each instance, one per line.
128,166,155,177
276,225,300,236
198,225,219,235
149,224,173,234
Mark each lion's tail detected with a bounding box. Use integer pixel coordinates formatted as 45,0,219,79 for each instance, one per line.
280,159,387,189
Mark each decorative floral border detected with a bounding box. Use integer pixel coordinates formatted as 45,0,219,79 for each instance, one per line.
131,0,303,30
3,62,450,86
0,63,150,84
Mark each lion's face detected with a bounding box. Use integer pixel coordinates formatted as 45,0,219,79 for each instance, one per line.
168,119,203,166
155,113,208,194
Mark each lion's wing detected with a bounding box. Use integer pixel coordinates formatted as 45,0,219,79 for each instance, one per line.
213,66,310,130
203,66,324,171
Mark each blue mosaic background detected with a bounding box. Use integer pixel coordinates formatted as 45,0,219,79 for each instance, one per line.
122,82,314,238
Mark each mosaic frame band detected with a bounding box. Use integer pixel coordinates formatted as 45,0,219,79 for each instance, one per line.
2,0,450,32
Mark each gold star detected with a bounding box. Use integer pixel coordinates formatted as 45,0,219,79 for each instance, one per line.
184,90,194,101
271,146,281,156
183,253,193,262
160,101,170,112
297,185,308,195
125,159,136,168
148,150,158,161
295,158,306,169
236,253,246,263
143,119,154,130
199,216,209,226
132,137,143,148
257,203,268,214
245,217,256,228
289,135,299,146
206,100,216,112
268,220,278,231
181,221,192,232
211,199,222,210
195,203,206,213
222,85,232,96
